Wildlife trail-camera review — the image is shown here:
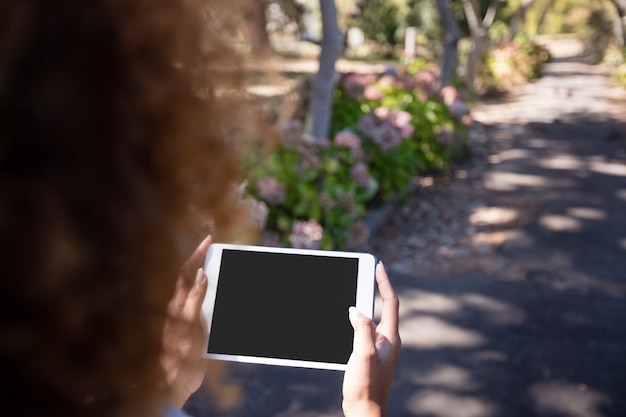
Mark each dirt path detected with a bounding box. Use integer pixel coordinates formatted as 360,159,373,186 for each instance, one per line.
185,54,626,417
364,55,626,417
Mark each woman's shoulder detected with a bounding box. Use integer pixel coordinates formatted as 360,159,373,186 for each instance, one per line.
165,405,191,417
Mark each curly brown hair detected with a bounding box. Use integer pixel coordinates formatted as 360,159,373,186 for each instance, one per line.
0,1,242,416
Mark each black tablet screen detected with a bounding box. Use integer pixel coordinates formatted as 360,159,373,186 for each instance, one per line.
207,249,359,365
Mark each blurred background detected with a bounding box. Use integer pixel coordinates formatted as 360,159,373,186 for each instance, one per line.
186,1,626,416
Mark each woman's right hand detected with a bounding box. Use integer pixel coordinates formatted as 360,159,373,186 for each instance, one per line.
342,261,401,417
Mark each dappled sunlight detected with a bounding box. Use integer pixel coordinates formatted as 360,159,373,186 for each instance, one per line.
566,207,607,221
460,294,526,325
245,84,293,97
470,231,509,246
529,381,610,417
487,148,533,164
538,154,584,170
526,138,552,149
406,364,479,391
406,389,496,417
397,289,461,316
396,290,527,326
483,172,574,191
469,207,520,226
539,214,583,232
401,315,486,349
589,160,626,177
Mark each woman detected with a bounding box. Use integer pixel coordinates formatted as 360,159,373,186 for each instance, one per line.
0,1,400,416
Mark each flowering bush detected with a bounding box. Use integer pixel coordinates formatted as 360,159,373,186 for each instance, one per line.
480,37,549,93
243,66,469,250
244,124,375,250
332,69,469,199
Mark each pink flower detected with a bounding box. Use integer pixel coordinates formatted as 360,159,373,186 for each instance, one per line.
288,219,324,249
377,74,397,88
256,176,286,205
244,198,269,230
439,85,458,105
358,108,414,151
334,131,363,159
261,232,283,248
388,110,414,138
314,137,331,149
318,191,335,211
447,99,468,118
414,70,438,97
350,162,372,188
341,73,377,99
374,106,390,119
297,145,321,173
364,85,384,101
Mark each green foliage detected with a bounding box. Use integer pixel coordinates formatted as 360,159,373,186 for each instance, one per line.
403,0,442,57
245,137,372,250
243,69,469,250
479,36,550,93
612,63,626,88
350,0,400,56
604,45,626,89
404,58,436,75
581,6,615,63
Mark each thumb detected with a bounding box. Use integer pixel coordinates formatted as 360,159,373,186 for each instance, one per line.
348,307,376,355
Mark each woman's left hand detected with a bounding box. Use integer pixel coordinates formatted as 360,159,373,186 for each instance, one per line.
161,236,211,408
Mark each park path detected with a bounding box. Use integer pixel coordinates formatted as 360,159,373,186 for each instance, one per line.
185,50,626,417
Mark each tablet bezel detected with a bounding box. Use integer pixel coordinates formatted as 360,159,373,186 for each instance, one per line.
201,243,376,371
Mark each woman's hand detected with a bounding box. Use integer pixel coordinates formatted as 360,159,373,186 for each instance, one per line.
342,261,401,417
161,236,211,408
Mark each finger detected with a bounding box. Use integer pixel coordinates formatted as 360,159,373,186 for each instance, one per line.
181,235,213,285
181,268,208,322
376,262,399,336
348,306,376,355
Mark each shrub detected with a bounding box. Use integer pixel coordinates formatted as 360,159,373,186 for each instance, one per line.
479,36,549,93
603,44,626,89
243,66,469,250
349,0,400,58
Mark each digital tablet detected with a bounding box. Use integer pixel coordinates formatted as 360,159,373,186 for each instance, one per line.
201,243,376,371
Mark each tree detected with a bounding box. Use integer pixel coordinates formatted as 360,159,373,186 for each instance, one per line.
435,0,462,86
608,0,626,48
306,0,343,139
510,0,534,39
460,0,505,91
350,0,400,57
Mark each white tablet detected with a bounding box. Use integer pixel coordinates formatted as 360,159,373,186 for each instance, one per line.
201,243,376,371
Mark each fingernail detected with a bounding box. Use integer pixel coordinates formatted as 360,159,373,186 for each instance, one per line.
348,306,359,317
195,268,204,285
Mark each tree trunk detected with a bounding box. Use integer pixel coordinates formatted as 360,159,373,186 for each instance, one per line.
436,0,462,86
609,0,626,49
460,0,503,92
306,0,343,140
460,0,485,91
242,0,273,57
510,0,534,39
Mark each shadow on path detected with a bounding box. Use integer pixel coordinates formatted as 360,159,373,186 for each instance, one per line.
185,55,626,417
